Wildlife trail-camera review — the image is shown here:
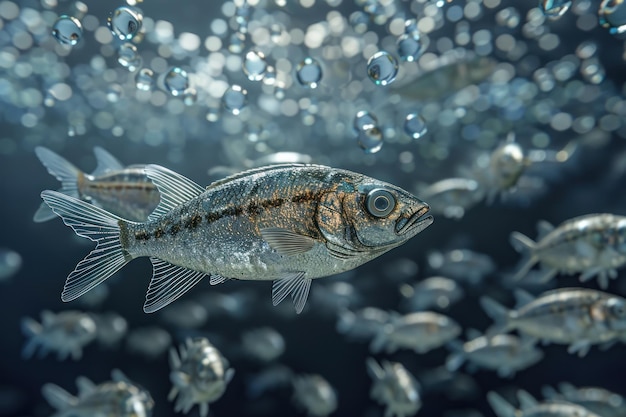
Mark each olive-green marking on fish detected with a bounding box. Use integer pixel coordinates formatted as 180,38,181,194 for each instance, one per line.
40,163,433,314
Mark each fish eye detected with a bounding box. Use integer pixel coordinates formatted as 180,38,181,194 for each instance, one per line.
365,188,396,218
609,299,626,317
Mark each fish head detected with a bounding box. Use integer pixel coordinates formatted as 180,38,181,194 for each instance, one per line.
604,297,626,331
318,178,433,252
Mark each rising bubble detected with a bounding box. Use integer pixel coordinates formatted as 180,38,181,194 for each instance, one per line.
357,127,384,154
367,51,398,86
222,85,248,115
163,67,189,97
598,0,626,35
117,43,142,72
397,33,424,62
243,50,267,81
539,0,572,20
136,68,155,91
51,15,83,46
404,113,428,139
107,6,143,41
296,57,323,89
353,110,378,132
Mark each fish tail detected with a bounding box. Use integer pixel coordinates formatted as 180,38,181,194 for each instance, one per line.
445,340,466,372
34,147,84,222
479,296,512,336
20,316,42,359
509,231,539,281
487,391,517,417
40,190,132,303
41,383,78,410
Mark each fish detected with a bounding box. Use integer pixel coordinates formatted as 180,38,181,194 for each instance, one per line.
366,357,422,417
168,337,234,417
417,178,484,219
292,374,338,417
241,327,285,362
542,382,626,417
41,369,154,417
40,163,433,314
488,389,602,417
510,213,626,288
480,287,626,356
399,276,464,311
34,146,159,223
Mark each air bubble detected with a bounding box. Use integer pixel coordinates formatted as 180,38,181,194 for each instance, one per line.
136,68,155,91
243,50,267,81
357,127,384,154
404,113,428,139
296,57,323,89
117,43,142,72
107,6,143,41
539,0,572,20
163,67,189,97
397,33,424,62
599,0,626,35
222,85,248,115
367,51,398,86
51,15,83,46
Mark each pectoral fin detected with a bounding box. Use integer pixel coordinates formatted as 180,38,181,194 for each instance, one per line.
261,227,315,256
272,272,311,314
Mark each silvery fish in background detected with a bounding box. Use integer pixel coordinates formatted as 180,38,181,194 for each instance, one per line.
34,146,159,223
40,163,433,313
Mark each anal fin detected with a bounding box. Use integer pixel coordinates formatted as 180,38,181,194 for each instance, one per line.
271,272,311,314
144,258,206,313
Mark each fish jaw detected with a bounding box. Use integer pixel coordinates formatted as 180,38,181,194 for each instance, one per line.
395,204,434,238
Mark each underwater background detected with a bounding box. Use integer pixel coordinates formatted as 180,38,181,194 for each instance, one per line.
2,0,626,416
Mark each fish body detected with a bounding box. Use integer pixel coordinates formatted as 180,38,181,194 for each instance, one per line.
292,374,338,417
370,311,461,354
41,370,154,417
446,332,543,378
488,390,602,417
21,310,97,360
542,383,626,417
34,146,159,222
510,214,626,288
480,288,626,356
366,358,421,417
418,178,484,219
336,307,389,340
400,276,464,311
168,337,234,417
41,163,432,313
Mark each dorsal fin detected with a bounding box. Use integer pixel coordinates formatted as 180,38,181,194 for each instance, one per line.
536,220,554,240
92,147,124,176
205,163,314,191
144,165,204,221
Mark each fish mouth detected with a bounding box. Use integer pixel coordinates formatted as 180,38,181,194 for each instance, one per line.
395,205,433,236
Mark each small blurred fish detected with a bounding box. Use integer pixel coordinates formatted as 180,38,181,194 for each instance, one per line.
21,310,96,360
481,288,626,356
125,326,172,359
427,249,496,285
370,311,461,354
542,382,626,417
510,214,626,289
42,369,154,417
417,178,484,220
0,247,21,282
40,163,432,314
399,276,464,311
245,364,294,399
336,307,389,340
446,329,544,378
241,327,285,362
159,300,208,329
488,389,602,417
34,146,159,222
168,337,234,417
366,358,421,417
89,312,127,349
292,374,338,417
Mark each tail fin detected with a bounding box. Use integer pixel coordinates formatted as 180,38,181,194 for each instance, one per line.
41,383,78,410
21,316,42,359
445,340,466,372
509,231,539,281
479,296,512,336
40,190,132,302
34,147,83,223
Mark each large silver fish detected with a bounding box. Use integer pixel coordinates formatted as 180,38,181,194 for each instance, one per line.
34,146,159,223
40,164,433,313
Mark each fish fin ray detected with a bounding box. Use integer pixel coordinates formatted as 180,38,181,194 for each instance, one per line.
260,227,315,256
271,272,311,313
209,274,230,285
92,146,124,175
35,147,82,199
326,241,364,260
144,164,204,221
40,191,130,301
144,258,206,313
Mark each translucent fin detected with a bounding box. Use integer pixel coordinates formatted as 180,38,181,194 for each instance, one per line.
144,257,206,313
487,391,517,417
144,164,204,221
271,272,311,314
479,296,511,336
111,369,130,383
369,328,388,354
199,401,209,417
41,383,78,410
465,328,482,340
75,376,96,396
41,310,56,326
21,316,41,337
516,390,538,410
445,340,466,372
536,220,554,239
567,339,591,357
40,190,131,302
509,232,536,253
365,357,385,380
33,201,58,223
92,146,124,176
513,289,535,308
209,274,229,285
260,227,315,256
